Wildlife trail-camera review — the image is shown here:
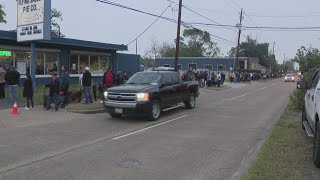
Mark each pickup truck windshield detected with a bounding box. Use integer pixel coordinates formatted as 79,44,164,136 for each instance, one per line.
126,73,161,85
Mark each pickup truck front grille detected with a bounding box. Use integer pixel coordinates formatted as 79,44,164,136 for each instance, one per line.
107,92,136,102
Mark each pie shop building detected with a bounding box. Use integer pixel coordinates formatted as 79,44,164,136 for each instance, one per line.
0,30,140,85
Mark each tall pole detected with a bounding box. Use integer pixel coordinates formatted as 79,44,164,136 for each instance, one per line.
174,0,183,72
135,39,138,55
235,9,243,72
30,42,36,91
272,41,276,55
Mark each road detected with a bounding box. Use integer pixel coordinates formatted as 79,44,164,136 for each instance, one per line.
0,79,295,180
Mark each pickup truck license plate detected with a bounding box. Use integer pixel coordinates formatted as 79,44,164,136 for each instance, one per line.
115,108,123,114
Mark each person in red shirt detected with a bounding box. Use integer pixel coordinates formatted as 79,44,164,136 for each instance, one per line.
103,68,113,89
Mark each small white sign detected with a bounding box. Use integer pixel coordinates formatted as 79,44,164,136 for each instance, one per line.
16,61,27,75
17,23,44,41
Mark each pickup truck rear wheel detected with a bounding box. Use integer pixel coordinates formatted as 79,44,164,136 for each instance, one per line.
185,93,196,109
148,101,161,121
313,122,320,168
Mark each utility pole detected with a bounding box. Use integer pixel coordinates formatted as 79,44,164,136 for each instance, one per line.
136,39,138,55
272,41,275,55
235,9,243,72
174,0,183,72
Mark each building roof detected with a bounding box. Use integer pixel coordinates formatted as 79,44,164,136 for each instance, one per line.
0,30,128,51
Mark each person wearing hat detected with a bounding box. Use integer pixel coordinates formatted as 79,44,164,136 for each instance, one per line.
45,73,60,111
82,67,93,104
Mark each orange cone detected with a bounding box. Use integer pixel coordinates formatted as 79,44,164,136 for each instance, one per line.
11,101,20,115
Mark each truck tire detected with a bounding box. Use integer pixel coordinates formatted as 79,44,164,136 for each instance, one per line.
313,122,320,168
185,93,196,109
148,100,161,121
110,113,121,118
302,108,306,130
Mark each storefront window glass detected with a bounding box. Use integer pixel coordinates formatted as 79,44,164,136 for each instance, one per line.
15,51,29,75
36,52,45,75
100,55,109,73
70,55,79,74
45,53,59,75
0,50,14,71
79,55,89,74
90,56,100,74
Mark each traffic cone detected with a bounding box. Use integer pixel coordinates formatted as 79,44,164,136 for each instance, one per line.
11,101,20,115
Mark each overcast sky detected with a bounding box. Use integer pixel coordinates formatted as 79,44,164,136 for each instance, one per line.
2,0,320,63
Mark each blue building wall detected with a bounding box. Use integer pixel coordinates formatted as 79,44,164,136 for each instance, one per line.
114,53,140,73
155,57,248,71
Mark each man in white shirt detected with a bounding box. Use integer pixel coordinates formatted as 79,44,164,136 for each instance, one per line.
217,72,222,87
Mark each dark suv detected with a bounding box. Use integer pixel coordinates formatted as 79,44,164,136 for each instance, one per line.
104,71,199,120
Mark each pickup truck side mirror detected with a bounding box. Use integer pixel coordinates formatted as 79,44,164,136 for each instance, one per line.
297,80,308,89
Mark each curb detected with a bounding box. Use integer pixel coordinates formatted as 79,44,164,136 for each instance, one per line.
67,108,105,114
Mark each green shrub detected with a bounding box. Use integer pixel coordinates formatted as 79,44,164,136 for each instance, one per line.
288,89,306,110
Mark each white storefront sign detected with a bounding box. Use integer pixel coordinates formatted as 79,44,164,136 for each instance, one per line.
17,0,51,42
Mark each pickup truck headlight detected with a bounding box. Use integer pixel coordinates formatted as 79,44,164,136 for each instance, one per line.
104,91,108,99
136,93,149,102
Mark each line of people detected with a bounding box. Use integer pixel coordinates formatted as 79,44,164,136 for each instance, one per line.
195,71,225,88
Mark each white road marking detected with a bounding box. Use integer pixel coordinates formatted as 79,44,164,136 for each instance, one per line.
258,87,267,91
230,93,248,101
112,114,189,140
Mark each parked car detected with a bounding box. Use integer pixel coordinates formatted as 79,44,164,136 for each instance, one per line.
297,69,320,167
103,71,199,120
285,74,295,82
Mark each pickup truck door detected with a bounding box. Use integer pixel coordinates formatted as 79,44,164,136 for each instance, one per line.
159,74,175,107
306,71,320,131
170,73,185,104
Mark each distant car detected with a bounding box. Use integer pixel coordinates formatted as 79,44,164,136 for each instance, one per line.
284,74,295,82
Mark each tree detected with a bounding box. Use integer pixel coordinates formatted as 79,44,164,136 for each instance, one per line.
146,28,220,58
293,46,320,73
229,36,279,71
51,8,65,37
0,4,6,24
181,28,220,57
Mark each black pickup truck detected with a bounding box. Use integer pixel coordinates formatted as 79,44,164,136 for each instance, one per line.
104,71,199,120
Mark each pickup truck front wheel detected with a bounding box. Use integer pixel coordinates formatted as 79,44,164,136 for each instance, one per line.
185,93,196,109
148,101,161,121
313,122,320,168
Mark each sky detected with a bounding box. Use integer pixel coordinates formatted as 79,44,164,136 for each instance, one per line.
1,0,320,64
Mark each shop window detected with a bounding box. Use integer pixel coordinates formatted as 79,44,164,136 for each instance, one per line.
15,51,29,75
204,64,212,71
189,63,197,71
79,55,89,74
36,53,45,75
0,50,14,71
70,55,79,74
100,55,109,73
217,65,226,71
45,53,59,75
90,56,100,74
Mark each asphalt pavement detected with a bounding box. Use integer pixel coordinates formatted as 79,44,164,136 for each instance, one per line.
0,79,295,180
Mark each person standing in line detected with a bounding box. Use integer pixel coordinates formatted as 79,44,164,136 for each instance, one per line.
82,67,93,104
217,72,222,87
207,71,212,87
45,73,60,111
221,72,226,85
23,74,34,110
0,65,6,101
60,65,70,108
5,66,20,104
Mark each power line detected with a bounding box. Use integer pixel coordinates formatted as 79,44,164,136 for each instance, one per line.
96,0,178,23
97,0,236,46
127,4,171,45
